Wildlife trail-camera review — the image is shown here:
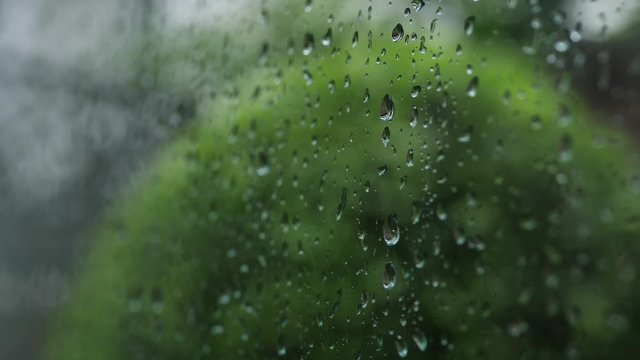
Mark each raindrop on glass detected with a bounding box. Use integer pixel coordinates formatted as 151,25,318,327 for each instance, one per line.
464,16,476,36
466,76,479,97
380,95,395,121
383,214,400,246
383,261,397,289
381,126,391,148
392,23,404,42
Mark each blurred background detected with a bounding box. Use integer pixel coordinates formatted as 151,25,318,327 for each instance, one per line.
0,0,638,359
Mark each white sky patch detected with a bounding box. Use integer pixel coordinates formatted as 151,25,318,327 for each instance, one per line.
566,0,640,40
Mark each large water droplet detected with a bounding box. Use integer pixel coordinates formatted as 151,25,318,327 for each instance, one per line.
383,214,400,246
380,95,395,121
392,23,404,42
383,262,397,289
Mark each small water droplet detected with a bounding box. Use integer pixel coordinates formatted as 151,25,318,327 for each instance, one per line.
303,33,315,55
377,165,388,176
344,75,351,88
410,85,421,98
436,204,447,221
464,16,476,36
399,175,408,190
406,149,414,167
554,39,570,53
395,337,408,357
558,104,573,127
383,214,400,246
466,76,479,97
430,19,438,34
411,0,425,11
352,31,359,47
412,330,428,351
359,290,369,310
363,88,370,103
381,126,391,147
302,69,313,86
392,24,404,42
336,187,347,220
383,261,397,289
277,334,287,356
321,28,332,46
409,106,418,128
380,95,395,121
409,201,422,225
256,152,271,176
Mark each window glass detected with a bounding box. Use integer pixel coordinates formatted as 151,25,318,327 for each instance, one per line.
1,1,640,359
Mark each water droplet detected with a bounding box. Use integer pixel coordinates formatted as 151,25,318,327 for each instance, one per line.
352,31,359,47
406,149,414,167
419,36,427,53
554,39,570,53
466,76,479,97
277,334,287,356
381,127,391,147
383,262,397,289
414,249,426,268
377,165,388,176
558,104,573,127
256,152,271,176
380,95,395,121
303,33,315,55
412,330,428,351
399,175,408,190
436,204,447,221
430,19,438,34
395,337,408,357
344,75,351,88
321,28,332,46
363,88,370,103
410,85,421,98
411,201,421,224
336,187,347,220
392,24,404,42
359,290,369,310
409,106,418,128
464,16,476,36
411,0,425,11
383,214,400,246
303,69,314,86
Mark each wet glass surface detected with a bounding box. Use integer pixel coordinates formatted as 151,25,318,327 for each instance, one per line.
1,1,640,359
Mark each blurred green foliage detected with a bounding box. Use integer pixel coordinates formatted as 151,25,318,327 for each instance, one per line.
45,1,640,359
